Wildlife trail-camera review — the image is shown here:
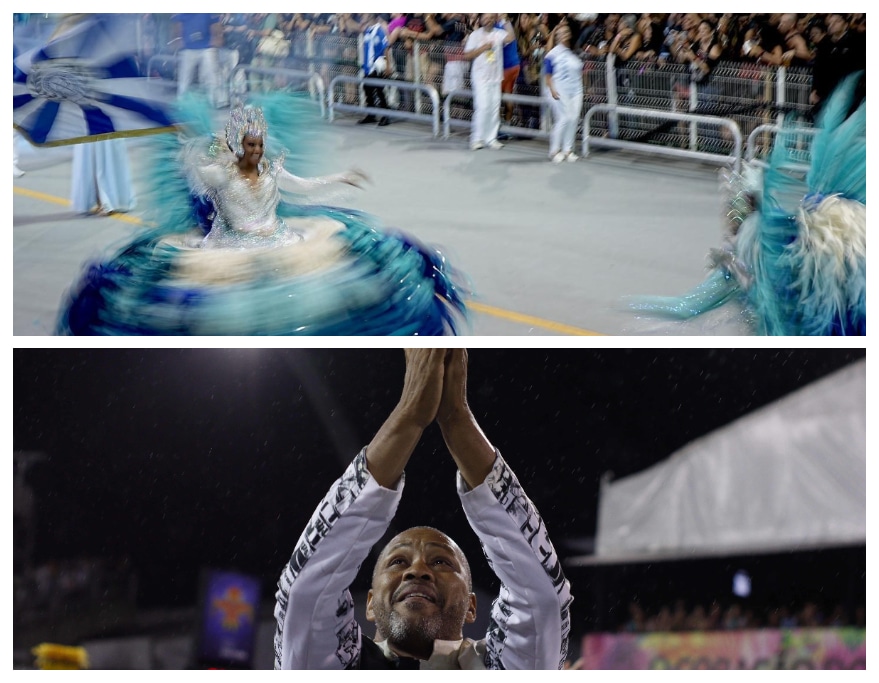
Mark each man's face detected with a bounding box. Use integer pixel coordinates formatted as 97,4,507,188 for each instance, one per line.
828,14,847,39
480,13,497,29
779,14,795,33
366,527,476,658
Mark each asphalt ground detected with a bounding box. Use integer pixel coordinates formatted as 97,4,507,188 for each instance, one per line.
13,115,750,337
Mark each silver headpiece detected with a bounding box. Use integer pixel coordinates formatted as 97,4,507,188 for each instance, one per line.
225,104,268,157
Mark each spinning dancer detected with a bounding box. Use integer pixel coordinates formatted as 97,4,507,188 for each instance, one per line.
274,349,572,669
57,95,468,335
630,71,865,336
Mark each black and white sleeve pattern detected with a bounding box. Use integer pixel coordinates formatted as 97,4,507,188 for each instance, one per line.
273,449,403,670
458,452,573,670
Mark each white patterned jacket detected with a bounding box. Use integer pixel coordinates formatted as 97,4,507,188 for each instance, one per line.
273,449,572,670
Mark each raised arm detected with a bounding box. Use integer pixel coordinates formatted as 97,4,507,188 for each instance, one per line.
273,350,445,669
436,349,496,489
275,165,369,194
439,349,573,670
366,349,446,487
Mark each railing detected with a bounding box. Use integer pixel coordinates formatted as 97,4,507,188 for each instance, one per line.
230,65,326,116
146,35,818,170
442,90,552,140
583,104,743,173
745,123,817,172
328,75,441,138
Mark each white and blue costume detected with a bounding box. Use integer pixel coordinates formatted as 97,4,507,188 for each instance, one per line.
544,43,584,158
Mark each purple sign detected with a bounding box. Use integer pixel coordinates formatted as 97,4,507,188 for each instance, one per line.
197,570,261,668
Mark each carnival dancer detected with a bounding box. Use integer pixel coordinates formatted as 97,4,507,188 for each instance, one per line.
57,95,468,335
629,71,865,336
274,349,572,669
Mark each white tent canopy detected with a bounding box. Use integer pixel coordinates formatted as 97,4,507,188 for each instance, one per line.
576,359,865,566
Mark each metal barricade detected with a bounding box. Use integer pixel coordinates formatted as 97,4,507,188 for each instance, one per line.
328,75,441,138
307,34,361,106
230,66,326,117
708,61,781,150
442,90,552,142
745,123,817,171
583,104,743,172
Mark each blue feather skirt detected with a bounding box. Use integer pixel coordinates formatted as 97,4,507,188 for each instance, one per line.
57,91,468,336
57,203,468,336
628,72,865,336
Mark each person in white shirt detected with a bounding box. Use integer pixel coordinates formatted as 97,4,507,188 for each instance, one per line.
274,349,573,669
544,24,584,163
461,14,515,151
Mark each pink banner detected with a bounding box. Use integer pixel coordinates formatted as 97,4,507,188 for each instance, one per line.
582,628,866,669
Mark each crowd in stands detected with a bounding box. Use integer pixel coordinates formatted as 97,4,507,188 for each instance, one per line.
135,14,865,106
620,599,867,634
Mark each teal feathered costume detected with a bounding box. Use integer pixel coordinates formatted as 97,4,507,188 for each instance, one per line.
57,93,468,335
630,72,865,336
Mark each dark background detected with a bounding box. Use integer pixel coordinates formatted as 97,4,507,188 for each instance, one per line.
13,348,866,637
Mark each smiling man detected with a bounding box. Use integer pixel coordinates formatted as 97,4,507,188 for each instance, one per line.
273,349,572,670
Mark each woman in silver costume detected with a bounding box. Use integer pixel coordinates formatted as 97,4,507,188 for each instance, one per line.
183,104,367,249
57,101,467,335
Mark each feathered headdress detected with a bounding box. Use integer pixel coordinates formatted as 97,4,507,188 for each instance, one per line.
225,104,268,157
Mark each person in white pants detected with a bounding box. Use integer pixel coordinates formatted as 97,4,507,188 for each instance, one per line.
544,24,584,163
462,14,515,151
13,131,25,178
173,14,223,107
70,139,136,215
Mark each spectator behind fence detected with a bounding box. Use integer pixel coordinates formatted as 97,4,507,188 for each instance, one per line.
438,13,472,96
583,14,620,60
462,13,515,151
807,19,827,56
359,14,392,126
498,15,521,136
249,13,284,93
740,15,784,65
810,13,866,114
172,13,223,106
679,19,722,88
516,13,546,90
222,13,256,67
635,14,666,62
608,14,643,67
544,23,583,163
770,13,814,67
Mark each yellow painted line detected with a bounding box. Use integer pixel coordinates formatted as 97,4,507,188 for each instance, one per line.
468,302,604,336
15,186,600,336
14,186,144,225
14,186,70,207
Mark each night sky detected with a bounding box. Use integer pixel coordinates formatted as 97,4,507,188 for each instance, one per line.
13,348,866,627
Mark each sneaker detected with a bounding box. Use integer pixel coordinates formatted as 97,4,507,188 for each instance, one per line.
470,142,485,151
358,115,377,124
487,140,504,150
551,152,566,164
565,152,579,162
377,116,390,126
13,165,25,178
